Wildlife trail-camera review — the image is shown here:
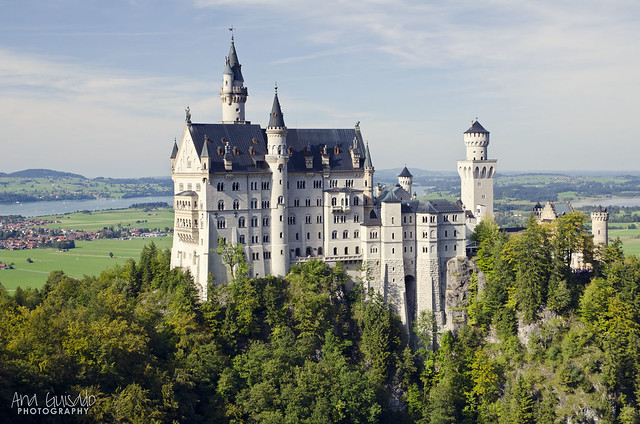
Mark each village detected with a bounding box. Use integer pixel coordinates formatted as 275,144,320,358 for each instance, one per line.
0,215,171,253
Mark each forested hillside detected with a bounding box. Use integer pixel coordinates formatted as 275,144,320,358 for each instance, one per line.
1,213,639,423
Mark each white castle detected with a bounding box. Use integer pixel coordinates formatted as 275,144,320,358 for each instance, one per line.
170,37,497,327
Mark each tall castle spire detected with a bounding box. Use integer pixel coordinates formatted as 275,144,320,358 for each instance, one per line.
219,33,248,123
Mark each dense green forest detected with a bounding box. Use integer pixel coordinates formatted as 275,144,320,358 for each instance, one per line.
1,213,640,423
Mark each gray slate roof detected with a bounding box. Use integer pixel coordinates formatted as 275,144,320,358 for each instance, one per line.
553,202,573,216
170,142,178,159
364,143,373,168
464,120,489,134
227,41,244,82
184,123,366,174
268,93,285,128
398,166,413,178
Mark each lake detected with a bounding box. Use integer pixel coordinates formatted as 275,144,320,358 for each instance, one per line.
572,197,640,208
0,196,174,217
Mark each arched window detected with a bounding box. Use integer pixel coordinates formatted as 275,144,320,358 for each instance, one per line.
233,199,239,210
251,216,258,227
343,230,349,239
217,200,224,210
331,197,337,206
278,195,284,204
216,218,226,229
353,196,360,206
344,247,349,255
239,235,245,244
238,217,245,227
332,230,338,239
333,247,338,256
355,246,360,254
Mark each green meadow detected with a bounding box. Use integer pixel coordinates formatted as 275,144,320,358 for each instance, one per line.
608,223,640,256
40,207,175,232
0,237,173,291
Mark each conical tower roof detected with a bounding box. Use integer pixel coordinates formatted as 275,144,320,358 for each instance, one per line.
464,120,489,134
364,142,373,168
268,91,285,128
228,40,244,82
170,141,178,159
398,166,412,178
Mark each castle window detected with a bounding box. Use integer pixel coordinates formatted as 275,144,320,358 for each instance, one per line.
305,198,311,207
430,216,436,223
454,245,457,251
263,251,271,259
453,230,457,237
392,248,395,254
263,217,269,227
288,216,296,225
404,216,407,224
278,196,284,204
355,246,360,254
444,215,449,222
280,232,283,239
410,216,412,223
297,181,306,189
354,230,359,238
263,235,269,242
317,198,322,206
238,217,245,227
318,232,322,239
250,182,257,190
391,217,394,224
233,199,240,210
345,247,349,255
332,230,338,239
445,230,448,237
317,215,323,223
370,231,378,239
332,197,337,206
218,200,225,210
296,233,299,240
423,246,428,253
262,181,270,190
251,199,258,208
370,247,377,254
307,232,310,240
445,245,448,251
314,180,322,188
294,199,300,207
234,147,240,156
343,230,349,239
239,235,245,244
334,146,340,154
354,214,360,223
392,233,395,240
333,247,338,255
217,218,226,229
262,200,270,209
232,182,240,191
251,216,258,227
305,215,312,224
453,214,458,222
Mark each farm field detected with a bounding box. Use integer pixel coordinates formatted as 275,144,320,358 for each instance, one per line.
0,237,173,291
608,223,640,256
40,207,175,231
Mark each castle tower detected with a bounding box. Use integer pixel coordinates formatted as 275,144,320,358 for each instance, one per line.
363,142,374,216
265,89,289,276
591,206,609,246
219,35,248,123
457,120,497,219
398,167,413,195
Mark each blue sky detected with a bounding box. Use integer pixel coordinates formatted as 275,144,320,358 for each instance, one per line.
1,0,638,177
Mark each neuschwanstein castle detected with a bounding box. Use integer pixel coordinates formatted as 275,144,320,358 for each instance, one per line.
170,36,497,327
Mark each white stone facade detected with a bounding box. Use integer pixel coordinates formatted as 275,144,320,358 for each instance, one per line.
170,38,494,329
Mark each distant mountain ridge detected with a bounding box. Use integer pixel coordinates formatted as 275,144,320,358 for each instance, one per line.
0,169,87,179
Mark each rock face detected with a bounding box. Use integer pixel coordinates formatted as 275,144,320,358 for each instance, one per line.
444,257,486,334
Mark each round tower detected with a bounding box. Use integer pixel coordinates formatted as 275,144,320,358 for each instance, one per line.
398,166,413,196
591,206,609,246
464,121,490,160
219,35,248,123
265,88,289,277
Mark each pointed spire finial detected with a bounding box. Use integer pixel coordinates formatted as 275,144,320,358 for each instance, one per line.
185,106,191,123
228,26,235,42
274,81,278,95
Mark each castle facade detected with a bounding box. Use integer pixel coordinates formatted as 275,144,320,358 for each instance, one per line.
170,37,496,326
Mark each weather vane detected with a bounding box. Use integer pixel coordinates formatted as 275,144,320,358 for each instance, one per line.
228,26,235,41
274,81,278,94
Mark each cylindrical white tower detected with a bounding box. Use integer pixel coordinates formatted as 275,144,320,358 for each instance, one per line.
591,206,609,246
219,37,248,123
464,122,489,161
398,167,413,195
265,90,289,276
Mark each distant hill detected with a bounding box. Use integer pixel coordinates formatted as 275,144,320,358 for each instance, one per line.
1,169,87,179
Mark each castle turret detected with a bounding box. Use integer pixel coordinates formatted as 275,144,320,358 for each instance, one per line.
457,120,497,219
265,89,289,277
398,166,413,196
219,35,248,123
363,142,374,214
591,206,609,246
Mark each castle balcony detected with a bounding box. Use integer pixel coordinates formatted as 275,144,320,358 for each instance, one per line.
219,86,247,95
331,205,350,213
175,228,199,245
